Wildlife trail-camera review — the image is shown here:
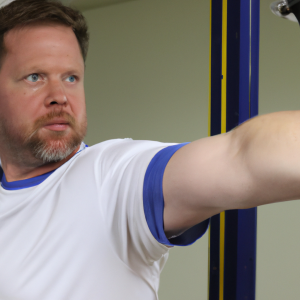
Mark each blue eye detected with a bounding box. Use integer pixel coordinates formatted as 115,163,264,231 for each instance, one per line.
66,76,76,83
27,74,39,82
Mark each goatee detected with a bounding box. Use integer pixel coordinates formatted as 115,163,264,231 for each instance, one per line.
0,110,87,166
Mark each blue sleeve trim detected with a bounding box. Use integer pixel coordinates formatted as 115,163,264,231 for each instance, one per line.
143,143,210,247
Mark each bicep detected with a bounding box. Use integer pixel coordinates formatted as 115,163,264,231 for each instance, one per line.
162,132,252,238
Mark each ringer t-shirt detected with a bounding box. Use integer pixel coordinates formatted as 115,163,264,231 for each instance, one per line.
0,139,209,300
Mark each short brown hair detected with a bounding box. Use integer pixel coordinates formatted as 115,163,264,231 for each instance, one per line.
0,0,89,67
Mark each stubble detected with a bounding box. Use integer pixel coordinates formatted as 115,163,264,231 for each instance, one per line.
0,110,87,167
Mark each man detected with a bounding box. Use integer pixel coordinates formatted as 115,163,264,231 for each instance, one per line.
0,0,300,299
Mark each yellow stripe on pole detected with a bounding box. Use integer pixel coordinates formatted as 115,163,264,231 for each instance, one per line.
221,0,227,135
219,0,227,299
208,0,212,138
219,211,225,300
207,225,211,300
207,2,212,299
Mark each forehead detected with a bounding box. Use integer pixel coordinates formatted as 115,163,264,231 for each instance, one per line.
2,22,84,73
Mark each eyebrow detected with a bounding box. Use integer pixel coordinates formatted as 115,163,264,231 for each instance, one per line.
21,67,83,76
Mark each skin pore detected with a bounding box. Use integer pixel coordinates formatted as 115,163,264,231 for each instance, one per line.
0,22,87,182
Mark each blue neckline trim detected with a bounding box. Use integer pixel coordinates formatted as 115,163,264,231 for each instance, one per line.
76,144,89,155
1,170,55,191
0,144,88,191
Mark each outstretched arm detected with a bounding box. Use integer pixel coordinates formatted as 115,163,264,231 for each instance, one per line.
163,111,300,238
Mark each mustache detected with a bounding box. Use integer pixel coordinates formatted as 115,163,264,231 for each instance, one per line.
34,111,76,129
25,111,76,142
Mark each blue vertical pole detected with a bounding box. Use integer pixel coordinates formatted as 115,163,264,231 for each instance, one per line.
208,0,259,299
208,1,223,298
236,0,259,300
251,0,260,118
239,0,251,124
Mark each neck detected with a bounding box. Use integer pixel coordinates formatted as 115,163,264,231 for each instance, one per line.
0,145,81,182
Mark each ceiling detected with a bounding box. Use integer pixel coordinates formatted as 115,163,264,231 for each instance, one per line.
61,0,136,11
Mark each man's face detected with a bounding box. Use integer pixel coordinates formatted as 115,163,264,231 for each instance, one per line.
0,22,87,165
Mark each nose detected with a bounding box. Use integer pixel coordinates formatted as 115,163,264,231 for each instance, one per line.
44,80,68,107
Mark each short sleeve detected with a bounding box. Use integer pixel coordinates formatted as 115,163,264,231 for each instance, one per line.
143,144,210,246
93,139,209,270
94,139,178,266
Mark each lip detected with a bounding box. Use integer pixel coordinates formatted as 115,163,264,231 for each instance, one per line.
44,118,69,126
43,119,69,131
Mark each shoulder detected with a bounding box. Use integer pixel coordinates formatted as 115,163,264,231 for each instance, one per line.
70,138,178,181
83,138,176,164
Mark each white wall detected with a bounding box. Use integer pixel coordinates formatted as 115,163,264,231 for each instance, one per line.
83,1,210,299
257,1,300,299
82,0,300,299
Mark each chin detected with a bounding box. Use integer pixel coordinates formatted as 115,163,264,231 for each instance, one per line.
38,139,79,163
28,133,82,164
24,120,87,164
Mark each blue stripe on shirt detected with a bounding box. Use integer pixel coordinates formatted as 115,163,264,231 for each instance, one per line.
143,143,210,247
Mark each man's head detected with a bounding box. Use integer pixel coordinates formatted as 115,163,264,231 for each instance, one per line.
0,0,89,67
0,0,89,166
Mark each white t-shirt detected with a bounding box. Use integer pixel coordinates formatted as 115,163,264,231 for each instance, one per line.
0,139,209,300
0,139,174,300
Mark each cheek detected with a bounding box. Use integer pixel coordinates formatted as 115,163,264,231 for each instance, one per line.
70,93,86,120
77,105,87,127
0,98,22,125
0,94,40,132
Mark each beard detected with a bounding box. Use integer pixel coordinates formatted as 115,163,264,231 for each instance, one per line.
0,110,87,166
